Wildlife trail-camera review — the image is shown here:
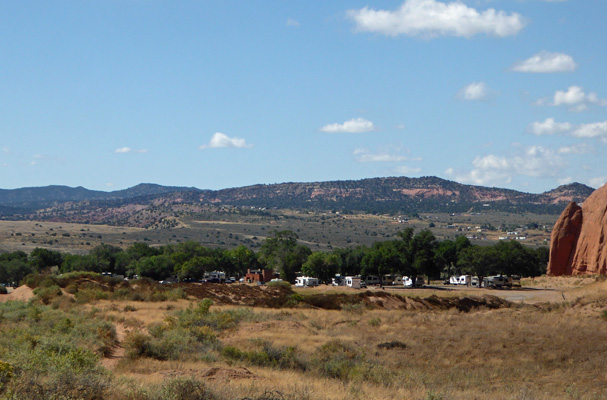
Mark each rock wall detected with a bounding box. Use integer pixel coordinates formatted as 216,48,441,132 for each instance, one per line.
547,183,607,275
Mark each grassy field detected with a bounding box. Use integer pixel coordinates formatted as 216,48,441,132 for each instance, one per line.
1,275,605,400
0,209,556,255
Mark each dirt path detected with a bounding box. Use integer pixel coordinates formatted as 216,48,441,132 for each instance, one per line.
101,323,127,369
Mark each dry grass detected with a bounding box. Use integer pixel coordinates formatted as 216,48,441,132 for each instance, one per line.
51,277,605,399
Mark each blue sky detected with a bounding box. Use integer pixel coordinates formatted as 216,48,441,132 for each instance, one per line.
1,0,606,193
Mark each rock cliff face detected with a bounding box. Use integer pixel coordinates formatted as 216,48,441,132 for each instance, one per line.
547,184,607,275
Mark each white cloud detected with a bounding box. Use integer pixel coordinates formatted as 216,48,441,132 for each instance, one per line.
572,121,607,138
353,148,408,162
199,132,253,149
511,51,577,73
286,18,300,27
394,165,422,175
557,177,573,185
2,146,9,154
457,82,491,101
588,176,607,188
346,0,526,38
446,146,565,186
529,118,572,135
539,86,607,112
115,147,148,154
321,118,376,133
557,143,592,155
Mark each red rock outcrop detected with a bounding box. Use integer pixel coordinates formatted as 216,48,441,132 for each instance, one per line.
548,184,607,275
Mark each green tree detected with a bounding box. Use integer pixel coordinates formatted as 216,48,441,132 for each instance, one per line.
228,245,258,276
29,248,63,271
302,252,338,283
259,230,310,282
135,255,175,281
458,246,499,286
410,229,439,282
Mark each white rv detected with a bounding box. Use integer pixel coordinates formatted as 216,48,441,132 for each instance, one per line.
449,275,472,285
345,276,362,289
295,276,319,287
403,276,425,288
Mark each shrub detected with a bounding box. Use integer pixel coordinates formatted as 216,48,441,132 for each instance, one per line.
0,361,13,393
267,280,291,289
127,378,217,400
33,285,62,305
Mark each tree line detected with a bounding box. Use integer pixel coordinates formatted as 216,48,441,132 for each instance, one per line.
0,228,548,285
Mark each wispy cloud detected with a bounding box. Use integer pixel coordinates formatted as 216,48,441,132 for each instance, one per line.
446,146,565,186
286,18,300,27
511,51,577,73
199,132,253,149
115,147,148,154
557,143,593,155
346,0,526,38
457,82,493,101
589,176,607,188
353,148,411,162
321,118,376,133
394,165,422,175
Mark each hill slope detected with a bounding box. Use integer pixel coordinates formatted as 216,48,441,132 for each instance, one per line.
0,177,594,224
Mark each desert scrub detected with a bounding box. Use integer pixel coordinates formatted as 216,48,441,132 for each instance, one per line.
125,325,211,361
221,340,306,371
0,361,13,394
311,339,395,385
121,377,217,400
267,280,291,289
33,284,63,304
171,299,256,331
0,302,115,399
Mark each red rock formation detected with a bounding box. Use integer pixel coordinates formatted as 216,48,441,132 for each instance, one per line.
547,202,583,276
548,184,607,275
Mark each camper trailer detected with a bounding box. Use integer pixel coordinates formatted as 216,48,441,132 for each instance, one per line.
403,276,425,288
449,275,472,285
345,276,362,289
295,276,319,287
483,275,507,289
363,275,381,286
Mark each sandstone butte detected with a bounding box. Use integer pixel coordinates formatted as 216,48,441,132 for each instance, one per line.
548,183,607,275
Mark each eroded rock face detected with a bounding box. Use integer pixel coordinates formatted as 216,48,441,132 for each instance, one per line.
547,202,583,276
548,184,607,275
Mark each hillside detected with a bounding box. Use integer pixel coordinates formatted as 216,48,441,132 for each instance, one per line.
0,177,594,226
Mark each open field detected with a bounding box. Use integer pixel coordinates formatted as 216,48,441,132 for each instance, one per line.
0,209,556,255
1,275,606,399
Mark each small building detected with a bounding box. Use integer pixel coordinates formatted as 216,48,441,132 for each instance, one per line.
245,269,276,283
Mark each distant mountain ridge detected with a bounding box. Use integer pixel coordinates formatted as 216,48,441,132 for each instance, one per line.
0,183,199,205
0,177,595,222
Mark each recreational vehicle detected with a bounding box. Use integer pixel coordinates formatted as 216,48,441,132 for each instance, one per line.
295,276,319,287
345,276,362,289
